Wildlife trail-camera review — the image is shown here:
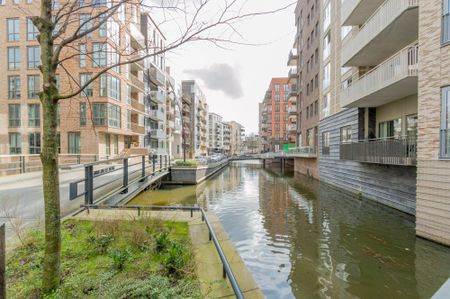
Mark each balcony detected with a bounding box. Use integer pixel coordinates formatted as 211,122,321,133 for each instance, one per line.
287,49,299,66
288,67,298,85
288,106,297,114
149,129,165,140
341,43,418,108
129,23,145,49
340,136,417,166
342,0,419,67
131,99,145,112
341,0,386,26
131,123,145,134
150,90,165,103
149,64,166,86
130,74,144,91
149,109,165,121
287,124,296,132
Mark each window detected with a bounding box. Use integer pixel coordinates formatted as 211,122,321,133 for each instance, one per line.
323,92,330,118
406,114,418,138
8,76,21,99
340,126,352,143
27,18,38,40
79,44,86,67
93,103,107,126
68,132,81,154
29,133,41,154
99,14,107,37
441,86,450,157
27,46,40,69
108,104,121,128
275,84,280,93
28,104,40,127
100,74,120,100
306,128,314,146
127,110,131,129
275,94,280,102
93,0,108,7
323,2,331,32
323,32,331,61
9,133,21,154
79,14,92,37
80,103,87,126
443,0,450,44
80,73,93,96
7,19,20,42
8,104,21,127
323,62,331,90
93,43,107,66
283,84,289,92
322,132,330,155
28,75,40,98
105,133,111,155
13,0,20,4
379,119,401,139
8,47,20,69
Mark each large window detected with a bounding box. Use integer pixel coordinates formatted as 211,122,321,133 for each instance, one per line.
79,14,92,37
443,0,450,44
80,103,87,126
322,131,330,155
27,46,40,69
8,47,20,69
441,86,450,157
323,62,330,90
323,32,331,61
7,18,20,42
29,132,41,154
93,43,107,66
379,119,401,139
8,104,21,127
27,75,40,98
275,84,280,93
340,126,352,143
100,74,121,100
80,73,93,96
93,103,107,126
8,76,21,99
108,104,121,128
79,44,86,67
68,132,81,154
28,104,40,127
27,18,38,40
105,133,111,155
406,114,418,138
9,133,21,154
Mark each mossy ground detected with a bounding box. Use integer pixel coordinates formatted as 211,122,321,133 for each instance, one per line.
7,218,200,298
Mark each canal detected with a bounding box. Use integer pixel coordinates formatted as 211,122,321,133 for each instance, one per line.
130,161,450,298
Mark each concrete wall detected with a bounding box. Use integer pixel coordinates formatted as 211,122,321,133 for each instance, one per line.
319,109,417,214
294,158,319,179
416,0,450,246
170,160,228,184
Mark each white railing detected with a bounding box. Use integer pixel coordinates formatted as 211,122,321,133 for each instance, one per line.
341,42,418,107
149,109,165,120
341,0,360,25
149,129,165,139
288,67,298,79
150,90,165,103
288,106,297,113
342,0,419,65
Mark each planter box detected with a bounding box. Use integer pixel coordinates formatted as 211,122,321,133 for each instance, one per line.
170,160,228,184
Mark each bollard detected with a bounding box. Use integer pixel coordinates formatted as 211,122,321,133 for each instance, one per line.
20,155,26,174
140,155,145,181
160,155,162,171
169,155,171,166
121,158,129,193
152,155,156,172
77,155,81,165
84,165,94,205
0,223,5,299
165,155,167,168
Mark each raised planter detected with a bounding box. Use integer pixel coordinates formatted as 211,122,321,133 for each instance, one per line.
169,160,229,184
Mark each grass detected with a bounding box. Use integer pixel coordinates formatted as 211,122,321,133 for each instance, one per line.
7,218,201,299
174,160,198,167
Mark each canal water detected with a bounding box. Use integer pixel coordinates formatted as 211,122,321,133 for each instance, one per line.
130,161,450,298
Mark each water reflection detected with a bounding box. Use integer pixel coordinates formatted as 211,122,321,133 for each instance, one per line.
131,162,450,298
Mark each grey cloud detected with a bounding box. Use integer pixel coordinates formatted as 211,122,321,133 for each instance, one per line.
184,63,244,99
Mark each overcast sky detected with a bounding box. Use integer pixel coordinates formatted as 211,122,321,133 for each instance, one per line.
152,0,296,134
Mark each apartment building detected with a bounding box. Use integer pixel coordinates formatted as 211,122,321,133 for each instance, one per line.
416,0,450,246
259,78,294,152
223,122,231,155
181,80,208,157
141,13,167,156
208,112,225,154
318,1,418,214
165,68,182,159
228,121,245,155
288,0,321,178
0,2,168,158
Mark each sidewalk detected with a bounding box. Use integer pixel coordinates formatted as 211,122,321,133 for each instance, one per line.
74,209,264,298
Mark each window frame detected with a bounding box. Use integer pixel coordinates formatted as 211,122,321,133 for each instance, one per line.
68,132,81,154
441,86,450,158
7,18,20,42
9,133,22,154
8,104,21,127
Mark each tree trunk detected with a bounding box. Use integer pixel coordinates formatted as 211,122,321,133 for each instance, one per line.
40,98,61,294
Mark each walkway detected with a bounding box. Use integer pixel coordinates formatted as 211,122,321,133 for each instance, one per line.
74,209,264,298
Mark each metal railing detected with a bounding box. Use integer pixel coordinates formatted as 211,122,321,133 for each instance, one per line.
0,154,107,175
342,0,419,65
341,42,419,107
260,147,317,159
69,154,172,204
79,204,244,299
340,136,417,166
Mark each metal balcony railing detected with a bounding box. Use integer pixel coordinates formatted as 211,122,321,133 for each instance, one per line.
340,136,417,166
341,43,418,107
342,0,419,66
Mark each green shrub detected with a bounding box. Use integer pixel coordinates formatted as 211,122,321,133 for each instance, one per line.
155,231,170,252
164,242,189,277
174,159,197,167
110,248,132,271
90,234,114,255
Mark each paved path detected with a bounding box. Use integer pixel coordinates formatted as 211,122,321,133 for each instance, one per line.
0,158,164,241
74,209,264,298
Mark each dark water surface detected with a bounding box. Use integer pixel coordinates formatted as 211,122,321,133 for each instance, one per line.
130,161,450,298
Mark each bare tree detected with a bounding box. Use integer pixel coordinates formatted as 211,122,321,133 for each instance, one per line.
23,0,295,294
